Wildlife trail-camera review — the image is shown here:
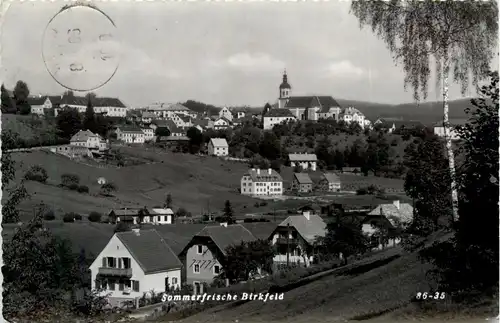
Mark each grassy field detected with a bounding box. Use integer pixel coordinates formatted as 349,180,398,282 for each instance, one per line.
6,148,269,221
1,114,58,141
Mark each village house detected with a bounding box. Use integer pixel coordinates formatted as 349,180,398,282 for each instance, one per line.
240,168,283,196
141,111,155,124
89,229,182,308
150,120,184,137
50,145,93,158
433,119,466,140
28,95,62,115
270,210,327,270
289,153,317,171
192,117,214,132
374,118,424,134
291,173,313,193
178,223,277,294
116,126,146,144
317,173,341,192
213,117,232,130
107,207,175,225
70,130,108,151
170,113,193,128
363,200,414,250
208,138,229,157
342,167,362,175
142,127,155,142
55,96,127,118
218,107,233,121
145,103,197,119
262,109,296,130
339,107,366,128
232,110,245,119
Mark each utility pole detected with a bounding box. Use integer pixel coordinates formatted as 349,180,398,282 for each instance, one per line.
286,223,290,268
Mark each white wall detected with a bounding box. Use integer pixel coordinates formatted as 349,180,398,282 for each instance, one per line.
90,235,181,306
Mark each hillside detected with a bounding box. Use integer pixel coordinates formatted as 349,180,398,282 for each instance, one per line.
1,114,59,141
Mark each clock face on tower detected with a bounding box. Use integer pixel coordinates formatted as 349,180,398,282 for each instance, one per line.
42,4,120,92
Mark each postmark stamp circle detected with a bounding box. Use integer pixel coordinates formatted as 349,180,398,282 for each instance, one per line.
42,4,120,92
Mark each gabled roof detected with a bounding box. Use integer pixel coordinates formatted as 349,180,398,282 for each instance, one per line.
322,173,341,183
367,202,414,227
195,224,258,255
27,96,49,106
70,130,99,142
244,168,283,182
279,214,327,244
342,107,363,116
264,109,295,118
60,96,126,107
294,172,313,184
240,222,278,240
176,114,191,123
210,138,228,148
289,153,318,162
216,116,232,124
147,103,191,112
116,229,182,274
142,111,156,118
284,96,341,112
155,119,181,133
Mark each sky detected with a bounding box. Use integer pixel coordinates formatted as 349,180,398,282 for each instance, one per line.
1,1,498,108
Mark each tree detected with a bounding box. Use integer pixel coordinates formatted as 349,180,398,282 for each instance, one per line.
83,96,97,133
13,80,30,108
404,135,452,234
100,182,117,196
1,84,16,113
154,127,171,137
350,1,498,223
88,211,102,223
24,165,49,183
60,173,80,187
164,193,173,208
186,127,203,153
114,222,131,233
222,200,234,224
423,71,499,298
224,240,275,283
259,131,281,160
56,107,83,139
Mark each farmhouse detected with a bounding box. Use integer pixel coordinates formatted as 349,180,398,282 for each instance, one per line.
291,173,313,193
218,107,233,121
270,210,327,269
208,138,229,157
70,130,108,151
116,126,145,144
433,119,467,140
367,200,413,228
276,71,342,121
240,168,283,196
178,223,276,294
214,117,232,130
289,153,317,171
108,207,175,225
90,229,182,308
317,173,341,192
262,109,296,130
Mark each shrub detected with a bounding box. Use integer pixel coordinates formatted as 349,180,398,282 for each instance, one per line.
63,213,76,223
43,210,56,221
24,165,48,183
114,222,131,233
100,182,117,196
77,185,89,193
61,173,80,187
88,211,102,223
74,213,83,221
68,183,79,191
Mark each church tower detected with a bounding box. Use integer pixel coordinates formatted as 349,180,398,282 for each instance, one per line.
278,70,291,109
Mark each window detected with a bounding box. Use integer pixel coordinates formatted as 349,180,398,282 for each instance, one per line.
197,245,203,254
194,264,200,274
172,277,178,285
132,280,140,292
194,282,202,295
213,265,221,275
165,277,169,291
109,279,116,291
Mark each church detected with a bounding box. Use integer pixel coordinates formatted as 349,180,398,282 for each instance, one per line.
274,71,342,121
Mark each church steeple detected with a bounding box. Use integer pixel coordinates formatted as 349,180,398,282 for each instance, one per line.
279,69,291,99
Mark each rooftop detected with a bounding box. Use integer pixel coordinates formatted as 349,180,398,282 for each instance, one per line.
289,153,318,162
210,138,228,148
294,172,313,184
244,168,283,183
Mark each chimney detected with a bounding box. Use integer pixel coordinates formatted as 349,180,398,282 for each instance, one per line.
393,200,400,210
268,168,272,175
220,222,228,227
257,169,261,175
303,211,310,220
132,228,140,235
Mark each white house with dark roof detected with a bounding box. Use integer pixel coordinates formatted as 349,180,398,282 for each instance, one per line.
275,71,341,121
90,229,182,308
70,130,108,151
289,153,317,171
115,126,146,143
108,207,175,225
218,107,233,121
270,210,327,269
240,168,283,196
263,108,296,130
208,138,229,156
142,126,155,142
433,119,466,140
291,173,313,193
55,96,127,117
317,173,341,192
213,117,232,130
340,107,366,128
145,103,196,119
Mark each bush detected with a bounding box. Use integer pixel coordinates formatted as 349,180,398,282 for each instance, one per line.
114,222,131,233
63,213,76,223
43,210,56,221
24,165,48,183
77,185,89,193
100,182,117,196
74,213,83,221
88,211,102,223
68,183,79,191
61,173,80,187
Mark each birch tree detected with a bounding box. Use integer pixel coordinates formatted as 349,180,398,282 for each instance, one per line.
350,1,498,223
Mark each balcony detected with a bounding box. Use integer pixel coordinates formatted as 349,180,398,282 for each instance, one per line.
98,267,133,277
276,237,299,245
